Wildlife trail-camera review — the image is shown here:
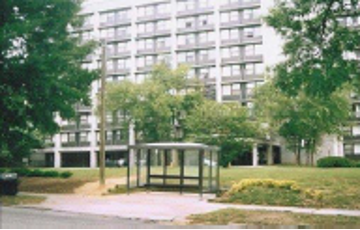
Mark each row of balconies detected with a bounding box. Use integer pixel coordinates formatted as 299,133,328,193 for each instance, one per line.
94,18,260,41
105,56,262,75
61,123,92,131
222,72,263,83
94,0,260,27
101,35,261,60
220,0,261,12
60,139,128,148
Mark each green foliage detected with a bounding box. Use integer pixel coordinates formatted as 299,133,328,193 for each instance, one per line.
185,100,258,166
105,63,203,142
254,81,351,165
317,157,356,168
265,0,360,98
0,0,98,165
59,171,73,179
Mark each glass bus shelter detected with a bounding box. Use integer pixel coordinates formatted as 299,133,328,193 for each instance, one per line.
127,143,220,196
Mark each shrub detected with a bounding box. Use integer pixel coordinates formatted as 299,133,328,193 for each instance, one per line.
4,168,72,178
60,171,73,179
317,157,355,168
225,179,322,200
10,168,32,176
42,171,60,178
355,161,360,168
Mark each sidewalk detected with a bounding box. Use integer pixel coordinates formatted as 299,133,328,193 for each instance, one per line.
20,192,360,222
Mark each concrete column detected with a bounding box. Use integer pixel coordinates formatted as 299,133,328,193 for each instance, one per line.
54,151,61,168
252,143,258,167
170,0,177,69
214,0,222,103
90,150,97,168
267,144,273,165
130,5,137,82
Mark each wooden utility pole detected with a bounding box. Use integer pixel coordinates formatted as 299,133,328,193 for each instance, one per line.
99,39,107,186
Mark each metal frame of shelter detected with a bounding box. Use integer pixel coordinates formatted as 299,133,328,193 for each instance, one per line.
127,143,220,197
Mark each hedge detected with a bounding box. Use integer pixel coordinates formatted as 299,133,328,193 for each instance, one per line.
317,157,356,168
0,168,73,178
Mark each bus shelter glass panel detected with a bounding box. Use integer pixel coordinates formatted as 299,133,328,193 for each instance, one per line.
184,149,200,186
203,150,211,191
149,149,164,184
134,149,147,187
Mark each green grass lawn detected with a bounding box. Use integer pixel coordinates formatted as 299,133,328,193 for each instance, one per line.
19,168,127,194
9,166,360,209
188,208,360,228
220,166,360,209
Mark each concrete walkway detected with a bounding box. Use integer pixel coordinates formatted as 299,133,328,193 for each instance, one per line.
20,192,360,222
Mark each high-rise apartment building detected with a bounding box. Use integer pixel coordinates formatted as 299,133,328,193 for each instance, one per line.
32,0,353,167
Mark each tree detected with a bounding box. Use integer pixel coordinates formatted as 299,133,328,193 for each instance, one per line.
0,0,98,166
266,0,360,98
105,63,203,142
254,81,351,165
185,100,258,167
253,81,289,165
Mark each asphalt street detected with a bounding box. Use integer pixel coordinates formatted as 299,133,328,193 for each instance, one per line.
0,207,239,229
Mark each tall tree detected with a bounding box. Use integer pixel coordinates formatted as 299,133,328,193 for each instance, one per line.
254,81,351,165
105,63,203,142
0,0,97,165
266,0,360,98
185,100,258,167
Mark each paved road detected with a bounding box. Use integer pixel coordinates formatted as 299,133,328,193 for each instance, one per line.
0,207,238,229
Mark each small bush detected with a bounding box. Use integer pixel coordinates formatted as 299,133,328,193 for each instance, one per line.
220,179,323,207
10,168,32,176
5,168,73,179
317,157,355,168
60,171,73,179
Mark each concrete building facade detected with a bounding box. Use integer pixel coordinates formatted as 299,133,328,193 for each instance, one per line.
32,0,358,168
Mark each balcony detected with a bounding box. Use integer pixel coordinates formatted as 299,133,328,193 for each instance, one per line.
222,73,263,83
61,122,92,131
243,54,263,63
137,13,171,23
220,0,261,11
137,64,155,73
177,23,214,34
74,103,92,112
222,54,263,64
137,29,171,39
105,34,131,43
107,50,131,59
99,139,128,146
177,41,215,51
221,36,262,47
73,23,93,32
344,135,360,144
61,124,77,131
61,141,91,148
107,68,131,75
222,95,240,101
177,6,214,17
99,18,131,28
137,46,171,55
178,56,215,67
221,18,261,29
